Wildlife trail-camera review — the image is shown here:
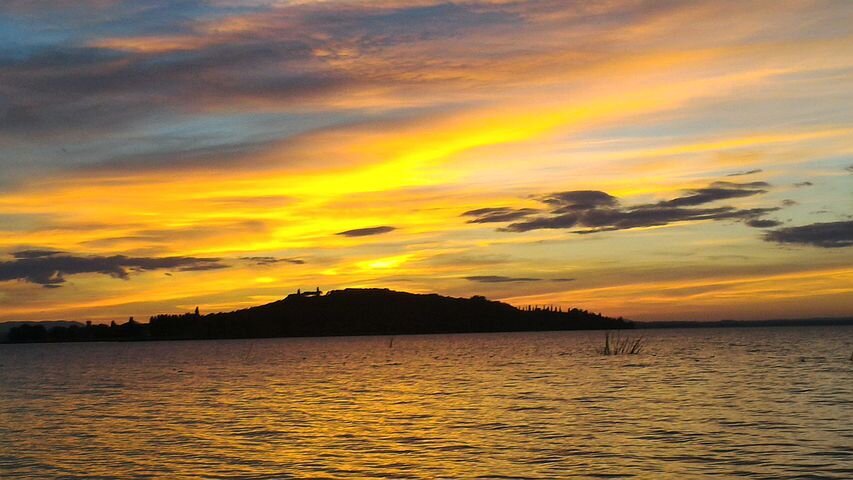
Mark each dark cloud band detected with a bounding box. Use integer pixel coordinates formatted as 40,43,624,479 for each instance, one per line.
764,221,853,248
465,181,779,235
0,251,228,287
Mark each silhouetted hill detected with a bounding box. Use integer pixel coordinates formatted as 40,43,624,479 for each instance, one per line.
3,288,630,343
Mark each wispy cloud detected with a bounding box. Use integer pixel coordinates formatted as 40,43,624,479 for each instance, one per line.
336,226,396,237
465,275,541,283
462,207,539,223
726,169,762,177
241,256,305,265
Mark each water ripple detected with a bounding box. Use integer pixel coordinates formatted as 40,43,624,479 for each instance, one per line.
1,326,852,479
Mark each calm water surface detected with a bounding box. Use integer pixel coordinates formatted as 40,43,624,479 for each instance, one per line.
1,327,852,479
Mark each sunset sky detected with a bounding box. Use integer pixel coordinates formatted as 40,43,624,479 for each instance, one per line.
0,0,851,322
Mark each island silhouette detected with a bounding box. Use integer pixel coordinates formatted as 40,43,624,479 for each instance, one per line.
4,288,630,343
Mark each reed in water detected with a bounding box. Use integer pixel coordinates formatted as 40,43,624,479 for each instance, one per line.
599,331,644,355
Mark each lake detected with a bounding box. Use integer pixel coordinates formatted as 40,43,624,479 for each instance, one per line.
1,327,852,479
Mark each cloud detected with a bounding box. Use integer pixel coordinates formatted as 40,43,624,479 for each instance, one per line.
659,181,768,207
426,252,511,267
0,0,729,179
465,275,541,283
11,249,64,259
764,221,853,248
794,181,814,187
540,190,619,212
466,181,780,234
726,169,762,177
175,263,229,272
745,218,782,228
0,0,527,148
570,207,779,234
500,213,580,232
80,220,272,250
82,138,279,174
0,42,342,139
241,256,305,265
0,252,228,287
336,226,396,237
462,207,539,223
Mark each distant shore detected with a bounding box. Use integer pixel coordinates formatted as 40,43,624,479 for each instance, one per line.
636,317,853,329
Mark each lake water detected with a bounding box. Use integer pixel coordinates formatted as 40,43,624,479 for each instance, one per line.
1,327,852,479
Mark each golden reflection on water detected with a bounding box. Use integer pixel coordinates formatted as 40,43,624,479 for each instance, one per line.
1,327,852,478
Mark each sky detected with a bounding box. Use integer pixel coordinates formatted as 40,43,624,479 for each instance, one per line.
0,0,851,323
